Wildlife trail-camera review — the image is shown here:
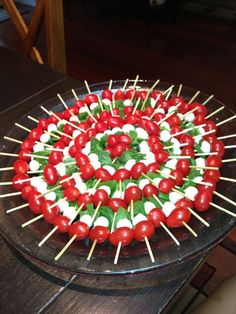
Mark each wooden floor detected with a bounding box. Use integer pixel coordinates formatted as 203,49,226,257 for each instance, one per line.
0,3,236,109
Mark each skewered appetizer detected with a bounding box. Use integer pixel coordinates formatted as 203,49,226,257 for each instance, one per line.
1,78,236,264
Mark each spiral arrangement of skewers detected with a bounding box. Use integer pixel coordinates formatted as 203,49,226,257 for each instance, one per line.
1,77,236,264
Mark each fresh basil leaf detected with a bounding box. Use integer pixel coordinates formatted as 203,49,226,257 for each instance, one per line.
114,207,130,229
90,138,103,152
133,200,145,216
99,151,112,165
98,206,114,227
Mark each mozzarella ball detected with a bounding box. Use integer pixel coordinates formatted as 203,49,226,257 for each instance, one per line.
196,157,205,168
144,202,156,214
55,162,66,176
72,130,81,138
95,133,103,140
169,192,183,204
104,130,113,135
126,182,137,189
184,186,198,200
139,179,150,190
29,160,40,171
133,213,147,226
117,218,133,229
103,165,116,175
70,115,79,123
160,121,171,131
160,130,171,142
57,120,65,128
40,133,50,143
93,216,109,227
165,158,178,169
168,106,177,113
111,127,123,134
79,107,88,114
102,98,111,106
139,141,150,154
150,98,157,108
136,127,148,140
124,159,136,171
63,206,77,221
30,176,43,187
194,135,202,143
162,167,172,176
90,102,99,110
184,113,195,122
201,140,211,153
198,127,206,135
99,185,111,195
75,181,87,193
37,181,48,194
44,191,57,201
33,143,44,152
193,176,203,183
123,99,133,107
122,124,135,133
173,147,182,155
47,123,57,132
112,190,124,198
153,177,162,186
80,214,93,227
156,108,165,114
58,199,70,212
162,202,175,217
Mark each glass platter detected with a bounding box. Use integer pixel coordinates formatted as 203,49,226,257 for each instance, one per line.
0,80,235,276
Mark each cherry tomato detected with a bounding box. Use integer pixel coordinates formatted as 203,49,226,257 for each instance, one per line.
175,198,193,209
29,127,43,141
69,144,80,157
93,189,109,206
13,160,29,174
95,121,108,133
19,149,31,162
176,159,190,176
53,141,65,150
77,192,93,210
203,169,221,183
148,208,166,227
159,178,175,194
118,134,131,145
113,169,130,181
147,135,160,146
123,106,134,116
21,139,34,151
154,112,165,122
191,103,207,116
170,126,183,139
60,175,76,189
155,150,169,163
136,90,148,101
41,200,59,224
125,114,138,125
194,190,212,212
86,128,97,140
43,164,58,185
205,120,217,132
180,134,194,147
74,99,85,109
84,94,98,105
169,96,184,106
63,187,80,201
144,107,154,117
12,173,29,191
78,122,90,131
204,134,216,144
21,184,35,201
107,134,119,147
69,221,89,240
125,89,136,99
95,168,112,182
112,143,127,158
143,184,158,198
102,89,113,100
124,186,142,203
48,151,63,165
144,120,160,135
89,226,110,243
146,162,160,173
80,164,95,180
194,114,206,125
107,116,124,128
206,155,222,168
75,133,88,148
150,142,163,153
130,162,147,179
134,220,155,241
54,215,70,233
28,191,44,214
109,227,134,246
63,123,75,135
60,135,71,146
211,140,225,157
99,111,111,121
170,169,184,186
166,207,191,228
75,152,90,167
197,179,216,193
167,114,180,127
151,91,164,102
38,118,49,130
181,147,195,158
159,100,170,111
108,198,127,212
114,89,125,100
178,102,191,114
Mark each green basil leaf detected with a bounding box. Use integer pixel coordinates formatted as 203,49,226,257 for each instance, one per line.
114,207,130,229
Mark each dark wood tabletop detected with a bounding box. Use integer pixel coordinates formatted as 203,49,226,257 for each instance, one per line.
0,47,207,314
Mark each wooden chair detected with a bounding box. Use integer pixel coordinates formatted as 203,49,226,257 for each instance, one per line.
1,0,67,74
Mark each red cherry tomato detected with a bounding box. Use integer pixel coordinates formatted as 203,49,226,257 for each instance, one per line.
205,120,217,132
107,116,124,128
112,143,127,158
107,134,119,147
143,184,158,198
169,96,184,106
63,123,75,135
147,135,160,146
124,186,142,203
75,152,90,167
53,141,65,150
211,140,225,157
130,162,147,179
60,175,76,189
77,192,93,210
84,94,98,105
123,106,134,116
69,221,89,240
175,198,193,209
102,89,113,100
95,168,112,182
166,207,191,228
206,155,222,168
148,208,166,227
89,226,110,243
144,107,154,117
197,179,216,193
95,121,108,133
125,114,138,125
181,146,195,158
144,120,160,135
114,89,125,100
134,220,155,241
63,187,80,201
154,112,165,123
78,122,90,131
74,133,88,148
12,173,29,191
191,103,207,116
28,191,44,214
113,168,130,181
48,151,63,165
158,178,175,194
80,164,95,180
38,118,49,130
194,190,212,212
43,164,58,185
170,169,184,186
74,99,85,109
167,114,180,127
203,169,221,183
155,150,169,163
118,134,131,145
125,89,136,99
194,114,206,125
146,162,160,173
21,184,35,201
150,142,163,153
19,149,31,162
21,139,34,151
13,160,29,174
109,227,134,246
29,127,43,141
180,134,194,147
108,198,127,212
170,126,183,139
41,200,59,224
86,128,97,139
178,102,191,114
176,159,190,176
93,189,109,206
54,215,70,233
151,91,164,102
68,145,80,157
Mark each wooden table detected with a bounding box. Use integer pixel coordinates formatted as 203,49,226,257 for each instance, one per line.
0,47,206,314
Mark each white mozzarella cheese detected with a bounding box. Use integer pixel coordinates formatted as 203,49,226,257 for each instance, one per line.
80,214,93,227
139,141,150,154
153,177,162,186
44,191,57,201
63,147,70,158
47,123,57,132
86,188,96,195
124,159,136,171
72,130,81,138
58,199,70,212
136,127,148,140
33,143,44,152
150,98,157,108
169,192,183,204
37,181,48,194
93,216,109,227
184,186,198,200
201,140,211,153
99,185,111,195
198,127,206,135
104,130,113,135
57,120,65,128
117,218,133,229
95,133,103,140
40,133,50,143
145,152,156,163
122,124,135,133
111,127,123,134
29,160,40,171
89,153,99,162
55,162,66,176
133,213,147,226
170,137,180,145
160,121,171,130
184,113,195,122
126,182,137,189
70,115,79,122
123,99,133,107
103,165,116,175
194,135,202,143
79,107,87,114
139,179,150,189
90,102,99,110
165,158,177,169
173,147,182,155
196,157,205,168
168,106,177,113
160,130,171,142
30,176,43,187
112,190,124,198
63,206,77,221
162,167,171,176
156,108,165,114
75,182,87,193
144,202,156,214
193,176,203,183
162,202,175,217
90,159,101,170
102,98,111,106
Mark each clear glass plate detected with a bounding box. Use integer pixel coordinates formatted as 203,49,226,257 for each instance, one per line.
0,80,235,275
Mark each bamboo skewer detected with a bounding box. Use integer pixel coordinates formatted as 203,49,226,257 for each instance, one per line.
188,91,200,104
57,94,68,109
202,95,214,105
205,106,224,119
216,115,236,127
177,84,182,97
144,236,155,263
4,136,22,144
